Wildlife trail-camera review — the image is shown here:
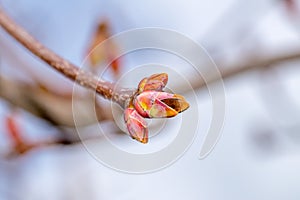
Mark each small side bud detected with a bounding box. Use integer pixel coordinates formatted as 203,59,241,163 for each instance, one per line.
138,73,168,93
124,107,148,143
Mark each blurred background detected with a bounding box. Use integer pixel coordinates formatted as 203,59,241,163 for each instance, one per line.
0,0,300,199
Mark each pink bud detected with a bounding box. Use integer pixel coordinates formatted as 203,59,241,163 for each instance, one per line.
124,107,148,143
138,73,168,93
133,91,189,118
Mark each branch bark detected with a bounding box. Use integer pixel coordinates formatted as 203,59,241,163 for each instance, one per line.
0,7,135,107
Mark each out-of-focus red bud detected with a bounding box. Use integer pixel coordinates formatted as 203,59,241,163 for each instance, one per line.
124,107,148,143
133,91,189,118
5,115,23,145
5,114,33,155
87,20,121,79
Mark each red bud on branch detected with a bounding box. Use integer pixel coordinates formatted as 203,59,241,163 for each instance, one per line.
123,73,189,144
124,107,148,143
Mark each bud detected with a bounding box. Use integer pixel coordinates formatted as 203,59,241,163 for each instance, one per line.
124,107,148,143
138,73,168,93
134,91,190,118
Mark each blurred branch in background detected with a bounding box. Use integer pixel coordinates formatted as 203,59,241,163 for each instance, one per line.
172,46,300,93
0,75,111,127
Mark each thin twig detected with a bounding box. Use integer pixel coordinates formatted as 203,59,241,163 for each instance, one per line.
0,8,135,107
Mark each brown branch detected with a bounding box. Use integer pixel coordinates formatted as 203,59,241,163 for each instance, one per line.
0,7,135,107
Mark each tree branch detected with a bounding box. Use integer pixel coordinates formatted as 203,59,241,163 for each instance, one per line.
0,7,135,107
